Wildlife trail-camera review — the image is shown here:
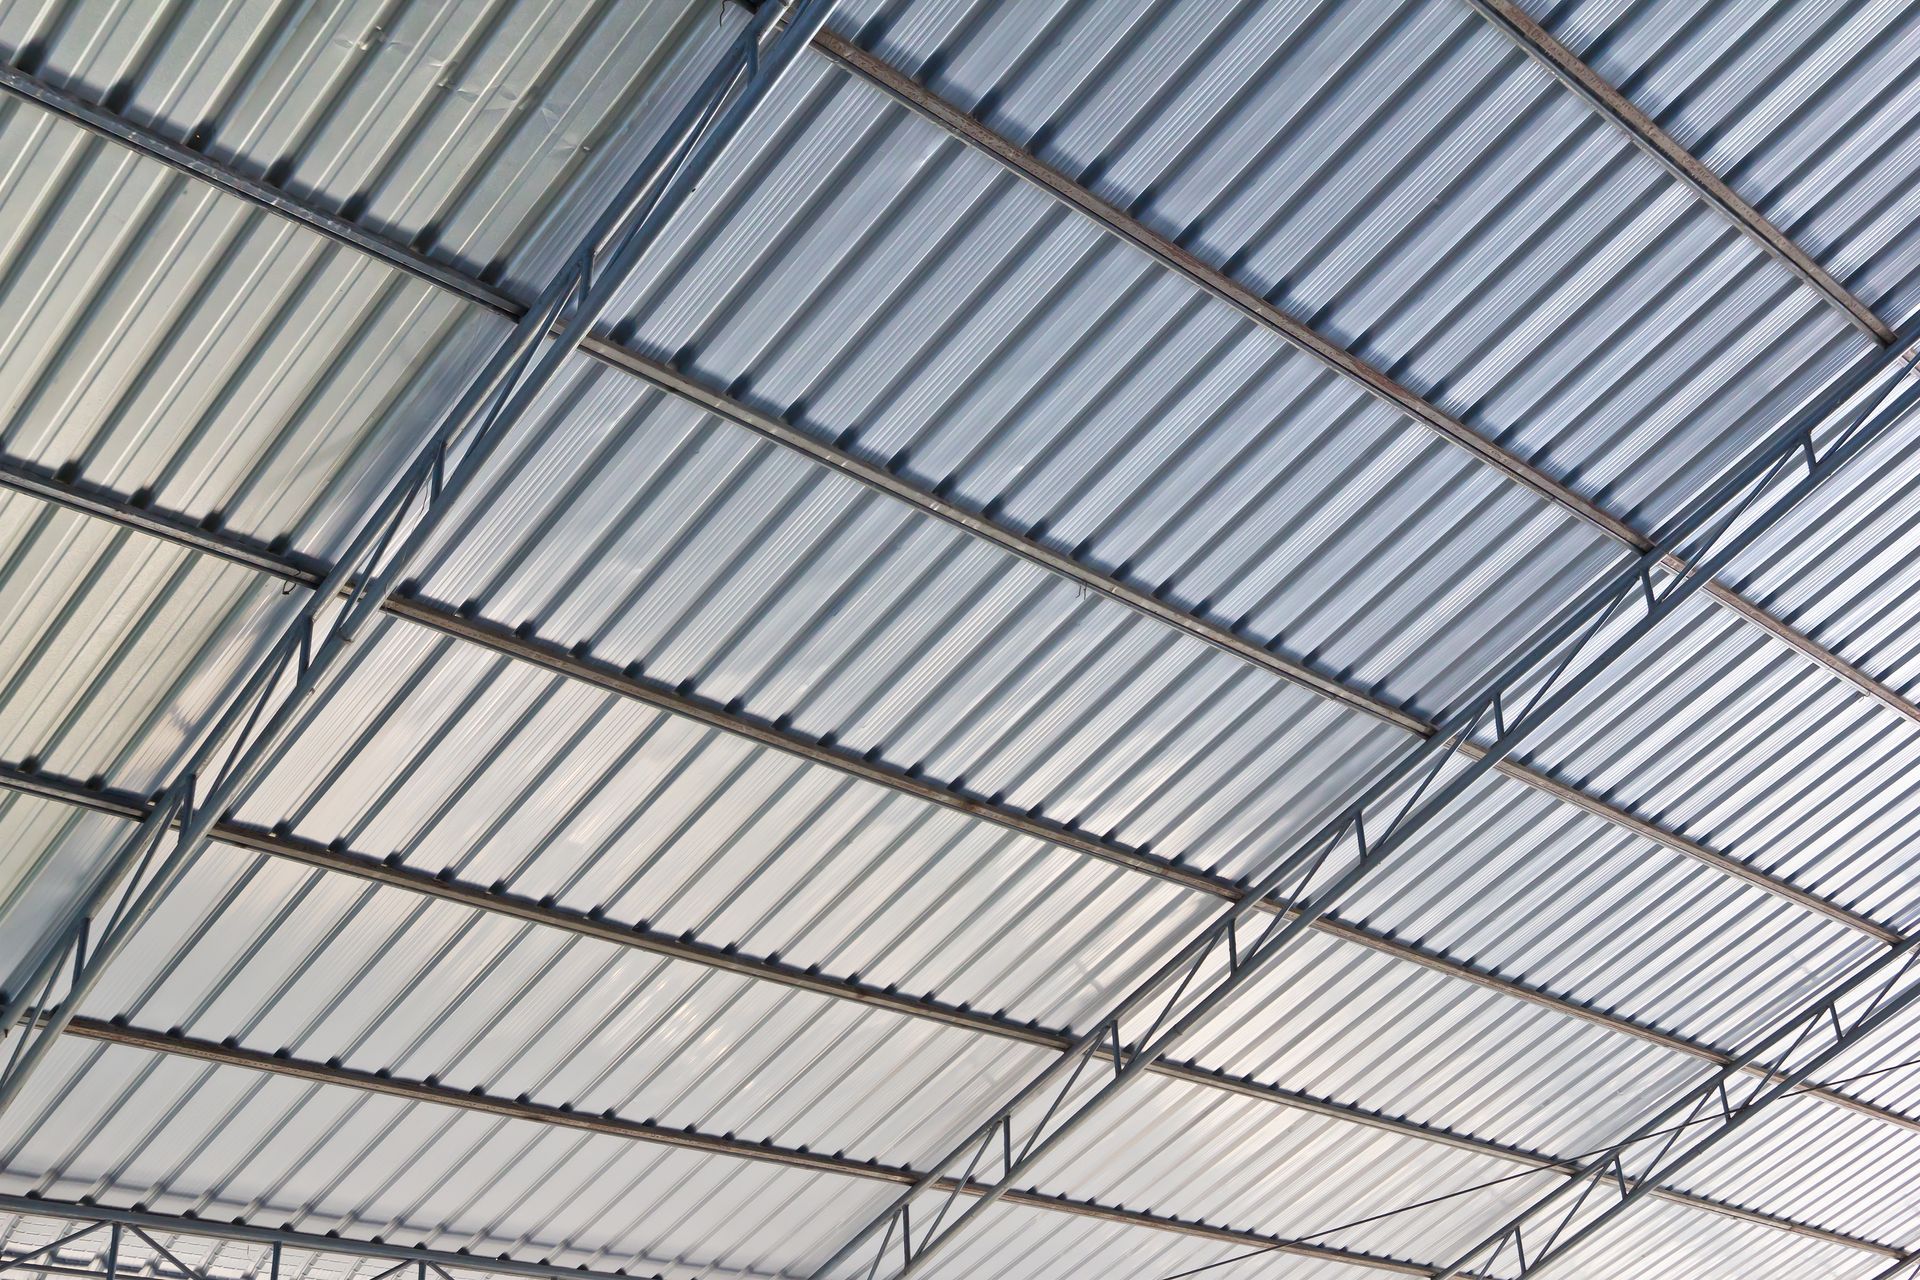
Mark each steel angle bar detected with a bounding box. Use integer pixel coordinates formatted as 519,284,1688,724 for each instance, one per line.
788,14,1920,767
0,762,1904,1262
0,59,1911,941
0,1197,645,1280
0,1225,108,1278
0,0,841,1120
807,327,1920,1280
1462,0,1893,343
1432,934,1920,1278
1867,1252,1920,1280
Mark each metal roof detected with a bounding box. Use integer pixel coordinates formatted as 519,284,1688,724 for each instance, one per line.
3,1,1920,1278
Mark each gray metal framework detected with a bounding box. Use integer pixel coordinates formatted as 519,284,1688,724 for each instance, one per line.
0,760,1895,1264
1433,932,1920,1276
0,47,1910,957
808,327,1920,1279
0,1197,653,1280
23,1018,1462,1277
0,51,1906,951
0,0,840,1119
1461,0,1895,344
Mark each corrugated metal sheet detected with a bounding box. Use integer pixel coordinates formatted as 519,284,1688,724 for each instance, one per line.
1524,0,1920,320
2,0,1920,1277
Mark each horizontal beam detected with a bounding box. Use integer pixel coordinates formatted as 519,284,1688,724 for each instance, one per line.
1,464,1912,1122
47,1021,1461,1278
1462,0,1893,343
0,1195,658,1280
0,63,1901,949
0,762,1904,1262
794,30,1920,721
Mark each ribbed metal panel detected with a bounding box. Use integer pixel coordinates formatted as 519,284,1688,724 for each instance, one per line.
0,1213,378,1280
1544,1194,1890,1279
0,492,280,786
1522,0,1920,320
0,94,502,557
0,0,1916,1276
0,1039,895,1280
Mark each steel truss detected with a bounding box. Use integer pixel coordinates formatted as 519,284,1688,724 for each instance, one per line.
0,0,840,1118
0,1197,636,1280
808,328,1920,1280
5,470,1920,1144
2,35,1917,918
7,1019,1463,1278
1461,0,1892,343
1434,933,1920,1277
0,1220,323,1280
0,762,1899,1265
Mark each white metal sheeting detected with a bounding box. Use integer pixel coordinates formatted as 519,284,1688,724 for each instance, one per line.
1,1,1920,1278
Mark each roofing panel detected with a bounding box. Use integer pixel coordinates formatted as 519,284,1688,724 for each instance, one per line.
1512,581,1920,929
75,840,1058,1170
0,787,130,986
1527,1193,1891,1280
0,0,1915,1274
0,93,503,558
1670,1089,1920,1247
216,595,1874,1096
0,490,294,792
0,1212,402,1280
0,0,721,289
1517,0,1920,319
0,1039,896,1280
791,0,1881,524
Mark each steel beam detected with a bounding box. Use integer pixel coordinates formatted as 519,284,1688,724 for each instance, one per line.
0,765,1893,1263
0,66,1909,944
0,1193,682,1280
0,0,842,1120
4,461,1919,1139
805,317,1920,1278
26,1022,1463,1279
1432,936,1920,1278
789,23,1920,730
1462,0,1893,344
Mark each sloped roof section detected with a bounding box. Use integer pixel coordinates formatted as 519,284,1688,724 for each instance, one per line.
3,3,1920,1280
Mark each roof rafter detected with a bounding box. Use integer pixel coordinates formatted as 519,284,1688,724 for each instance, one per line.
35,1020,1467,1278
792,24,1920,720
0,69,1899,948
0,764,1894,1262
1461,0,1895,344
3,474,1916,1139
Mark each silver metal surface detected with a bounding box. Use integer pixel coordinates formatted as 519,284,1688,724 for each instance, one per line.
2,2,1920,1276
